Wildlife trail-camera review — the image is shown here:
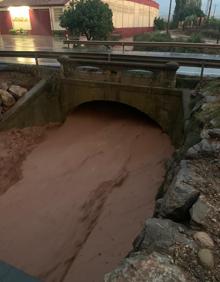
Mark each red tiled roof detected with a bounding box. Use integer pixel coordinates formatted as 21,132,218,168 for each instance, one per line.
0,0,69,7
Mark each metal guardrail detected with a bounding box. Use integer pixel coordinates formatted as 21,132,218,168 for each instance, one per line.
1,48,220,79
63,40,220,52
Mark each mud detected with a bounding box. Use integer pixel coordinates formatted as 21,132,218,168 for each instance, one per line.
0,102,173,282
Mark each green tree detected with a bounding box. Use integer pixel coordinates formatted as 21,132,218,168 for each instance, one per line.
154,17,166,31
173,0,187,25
60,0,113,40
173,0,204,26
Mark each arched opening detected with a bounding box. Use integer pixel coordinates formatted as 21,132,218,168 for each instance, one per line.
72,100,162,130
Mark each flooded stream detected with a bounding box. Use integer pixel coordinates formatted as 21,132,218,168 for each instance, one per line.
0,102,173,282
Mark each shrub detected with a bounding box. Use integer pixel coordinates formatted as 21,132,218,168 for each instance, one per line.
134,32,172,51
134,31,172,43
9,29,17,35
187,33,204,43
154,17,166,31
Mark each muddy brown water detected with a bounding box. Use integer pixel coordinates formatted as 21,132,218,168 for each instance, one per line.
0,102,173,282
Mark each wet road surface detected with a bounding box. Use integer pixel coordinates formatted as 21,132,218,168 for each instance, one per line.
1,35,220,76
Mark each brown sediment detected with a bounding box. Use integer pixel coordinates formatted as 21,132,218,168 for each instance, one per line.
0,127,47,195
0,102,174,282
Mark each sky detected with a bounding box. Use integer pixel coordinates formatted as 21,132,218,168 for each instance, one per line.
157,0,220,18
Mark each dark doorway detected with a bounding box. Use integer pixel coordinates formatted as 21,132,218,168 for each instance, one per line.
0,11,12,34
29,9,52,36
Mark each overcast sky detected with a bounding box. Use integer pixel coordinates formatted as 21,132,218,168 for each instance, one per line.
157,0,220,18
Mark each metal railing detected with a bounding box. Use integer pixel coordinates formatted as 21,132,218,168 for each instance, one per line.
1,46,220,79
63,40,220,53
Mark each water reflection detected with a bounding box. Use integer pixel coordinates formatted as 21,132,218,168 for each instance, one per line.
0,35,63,51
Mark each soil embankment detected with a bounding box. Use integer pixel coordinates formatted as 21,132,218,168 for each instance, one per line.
0,102,173,282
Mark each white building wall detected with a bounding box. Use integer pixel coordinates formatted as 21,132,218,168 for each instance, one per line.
50,6,65,31
48,0,159,31
103,0,159,28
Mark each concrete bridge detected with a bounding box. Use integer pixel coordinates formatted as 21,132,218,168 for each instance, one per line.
0,56,184,146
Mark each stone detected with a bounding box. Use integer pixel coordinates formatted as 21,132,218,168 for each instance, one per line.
186,139,220,159
0,106,3,120
198,249,214,269
0,82,8,91
0,89,16,107
194,232,214,248
210,117,220,128
156,161,200,221
205,95,220,103
190,197,209,225
9,85,27,99
207,128,220,139
133,218,192,253
104,252,189,282
201,128,220,139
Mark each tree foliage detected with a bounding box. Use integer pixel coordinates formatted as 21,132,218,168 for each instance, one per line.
173,0,204,26
60,0,113,40
206,17,220,30
154,17,166,31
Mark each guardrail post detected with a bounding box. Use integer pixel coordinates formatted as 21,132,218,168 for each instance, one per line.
107,52,111,62
200,64,205,81
35,55,39,67
122,43,125,53
34,54,40,76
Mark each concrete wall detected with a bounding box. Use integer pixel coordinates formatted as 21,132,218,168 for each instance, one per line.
0,78,63,130
0,74,184,147
60,79,184,146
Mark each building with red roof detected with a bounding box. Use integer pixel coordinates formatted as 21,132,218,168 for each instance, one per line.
0,0,159,36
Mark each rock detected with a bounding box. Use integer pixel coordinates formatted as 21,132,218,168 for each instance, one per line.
205,95,220,103
133,218,192,253
201,128,220,139
198,249,214,269
104,252,189,282
156,161,200,221
209,129,220,139
0,106,3,120
191,99,204,114
0,89,16,107
190,197,209,225
186,139,220,159
9,85,27,99
193,232,214,248
210,117,220,128
0,82,8,91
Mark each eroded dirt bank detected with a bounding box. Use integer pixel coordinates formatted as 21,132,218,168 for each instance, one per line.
0,102,173,282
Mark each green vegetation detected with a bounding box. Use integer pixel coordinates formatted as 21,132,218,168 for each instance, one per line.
187,33,204,43
134,32,173,52
200,17,220,41
173,0,204,27
154,17,166,31
134,31,206,53
9,28,27,35
60,0,113,40
134,32,172,43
